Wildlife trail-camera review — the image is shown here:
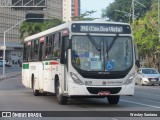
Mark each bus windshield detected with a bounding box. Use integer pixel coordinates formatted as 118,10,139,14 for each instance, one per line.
71,35,133,72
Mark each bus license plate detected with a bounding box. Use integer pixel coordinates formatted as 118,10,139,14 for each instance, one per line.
98,91,110,96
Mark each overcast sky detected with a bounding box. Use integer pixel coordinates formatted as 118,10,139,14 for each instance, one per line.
81,0,114,18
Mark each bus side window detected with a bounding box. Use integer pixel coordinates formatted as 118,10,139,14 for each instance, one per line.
45,35,53,59
53,32,61,58
27,42,32,62
33,39,39,61
45,36,49,59
23,43,28,62
29,41,34,61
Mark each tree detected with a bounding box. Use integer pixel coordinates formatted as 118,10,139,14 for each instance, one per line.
102,0,152,23
133,0,160,68
72,10,97,21
19,22,42,39
42,18,64,30
19,18,63,39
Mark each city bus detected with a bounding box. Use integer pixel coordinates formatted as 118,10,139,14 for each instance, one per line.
22,20,137,105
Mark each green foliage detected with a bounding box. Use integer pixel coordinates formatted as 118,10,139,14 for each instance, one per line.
72,10,97,21
132,0,160,67
102,0,152,23
19,18,63,39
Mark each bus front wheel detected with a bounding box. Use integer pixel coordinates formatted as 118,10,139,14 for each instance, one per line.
107,95,120,104
55,80,68,105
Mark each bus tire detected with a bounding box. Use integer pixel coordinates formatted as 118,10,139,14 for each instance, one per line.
55,80,68,105
140,80,144,86
32,75,40,96
107,95,120,104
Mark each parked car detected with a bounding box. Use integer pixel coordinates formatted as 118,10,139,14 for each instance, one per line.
0,60,12,67
135,68,160,86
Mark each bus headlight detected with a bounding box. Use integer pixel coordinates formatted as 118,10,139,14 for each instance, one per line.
70,72,84,85
124,73,135,85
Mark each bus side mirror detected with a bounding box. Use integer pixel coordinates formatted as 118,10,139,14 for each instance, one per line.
135,60,140,68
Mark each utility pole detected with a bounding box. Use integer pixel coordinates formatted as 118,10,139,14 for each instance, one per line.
132,0,135,24
158,0,160,42
132,0,146,24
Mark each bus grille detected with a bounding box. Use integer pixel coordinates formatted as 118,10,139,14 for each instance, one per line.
86,87,122,94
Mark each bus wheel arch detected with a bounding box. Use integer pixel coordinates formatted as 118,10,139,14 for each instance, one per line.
55,75,68,105
31,74,40,96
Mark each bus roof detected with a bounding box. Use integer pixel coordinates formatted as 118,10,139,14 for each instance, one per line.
24,20,130,42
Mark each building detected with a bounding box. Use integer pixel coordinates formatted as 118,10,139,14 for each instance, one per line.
0,0,63,64
63,0,80,22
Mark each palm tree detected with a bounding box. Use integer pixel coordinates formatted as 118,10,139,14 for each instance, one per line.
19,18,64,40
19,22,42,39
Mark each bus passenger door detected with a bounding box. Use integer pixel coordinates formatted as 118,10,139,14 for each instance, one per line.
60,35,69,93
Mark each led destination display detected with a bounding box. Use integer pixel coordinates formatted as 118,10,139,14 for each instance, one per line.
72,23,131,34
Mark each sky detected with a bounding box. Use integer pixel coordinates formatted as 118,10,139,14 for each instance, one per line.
81,0,114,18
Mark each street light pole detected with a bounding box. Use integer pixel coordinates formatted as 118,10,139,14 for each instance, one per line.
2,32,6,77
2,18,26,78
115,10,132,23
2,17,54,78
132,0,146,26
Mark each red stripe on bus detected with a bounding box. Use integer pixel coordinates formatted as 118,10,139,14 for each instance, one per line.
50,62,59,65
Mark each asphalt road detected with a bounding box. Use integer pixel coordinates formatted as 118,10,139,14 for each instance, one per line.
0,75,160,120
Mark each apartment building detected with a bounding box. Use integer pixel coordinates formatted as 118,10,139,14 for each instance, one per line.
63,0,80,22
0,0,62,64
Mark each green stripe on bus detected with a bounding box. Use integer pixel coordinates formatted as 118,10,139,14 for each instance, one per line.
23,64,29,69
45,62,49,65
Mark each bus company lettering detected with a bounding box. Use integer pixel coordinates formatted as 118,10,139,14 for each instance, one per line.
80,25,123,33
30,66,36,70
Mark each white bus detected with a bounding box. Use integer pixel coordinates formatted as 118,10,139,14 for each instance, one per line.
22,20,137,105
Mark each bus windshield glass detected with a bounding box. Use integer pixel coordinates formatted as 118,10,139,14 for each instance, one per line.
71,35,133,72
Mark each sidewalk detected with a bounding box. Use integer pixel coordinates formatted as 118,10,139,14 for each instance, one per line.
0,71,21,80
0,65,22,80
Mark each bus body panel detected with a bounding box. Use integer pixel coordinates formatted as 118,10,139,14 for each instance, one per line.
67,82,135,96
29,62,41,89
22,63,30,88
22,21,136,104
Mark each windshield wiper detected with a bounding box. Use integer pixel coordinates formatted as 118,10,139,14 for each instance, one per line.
86,33,102,59
86,33,101,52
105,34,119,60
106,34,119,54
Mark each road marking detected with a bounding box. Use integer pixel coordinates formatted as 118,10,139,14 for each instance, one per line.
138,98,160,104
135,92,160,97
135,86,160,90
111,118,119,120
121,99,160,109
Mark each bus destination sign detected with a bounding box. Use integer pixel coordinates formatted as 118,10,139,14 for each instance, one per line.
72,23,131,34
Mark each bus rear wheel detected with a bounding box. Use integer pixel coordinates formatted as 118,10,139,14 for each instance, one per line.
55,80,68,105
107,95,120,104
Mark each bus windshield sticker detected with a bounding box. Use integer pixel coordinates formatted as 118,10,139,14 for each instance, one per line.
78,52,89,58
90,61,102,70
106,60,115,71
